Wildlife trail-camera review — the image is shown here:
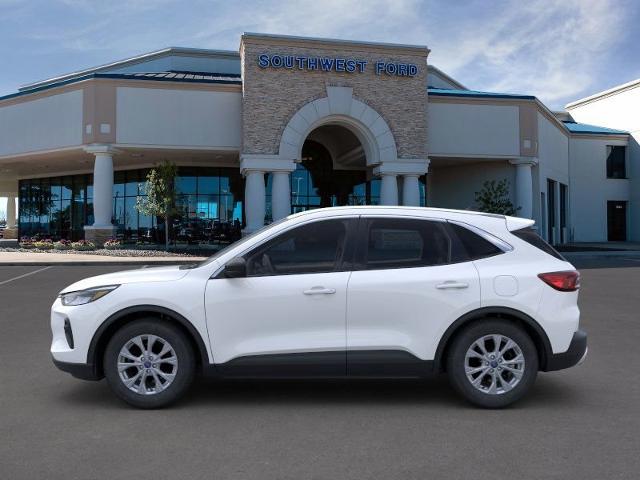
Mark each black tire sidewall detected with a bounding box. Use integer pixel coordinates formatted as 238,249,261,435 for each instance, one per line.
104,319,195,409
447,319,538,408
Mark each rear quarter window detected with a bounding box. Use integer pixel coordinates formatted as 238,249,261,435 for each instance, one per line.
447,223,504,261
511,227,566,260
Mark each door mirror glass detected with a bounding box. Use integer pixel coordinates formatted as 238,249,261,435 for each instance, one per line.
223,257,247,278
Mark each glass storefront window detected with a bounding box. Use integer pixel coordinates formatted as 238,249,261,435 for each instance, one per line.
18,166,245,245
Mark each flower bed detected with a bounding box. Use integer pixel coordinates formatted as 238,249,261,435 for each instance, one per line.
54,239,72,250
70,240,96,251
103,238,122,250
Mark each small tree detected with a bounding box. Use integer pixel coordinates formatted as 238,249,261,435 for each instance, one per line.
474,179,519,216
136,161,178,250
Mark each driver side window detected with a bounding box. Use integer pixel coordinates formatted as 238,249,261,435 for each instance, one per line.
244,219,351,276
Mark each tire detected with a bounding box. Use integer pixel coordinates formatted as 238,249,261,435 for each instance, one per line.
103,318,195,409
446,319,538,408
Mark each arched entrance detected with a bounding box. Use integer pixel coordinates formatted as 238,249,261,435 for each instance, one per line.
288,124,381,214
241,86,429,231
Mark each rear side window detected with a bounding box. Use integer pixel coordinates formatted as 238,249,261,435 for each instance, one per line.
361,218,451,270
512,227,566,260
447,223,504,260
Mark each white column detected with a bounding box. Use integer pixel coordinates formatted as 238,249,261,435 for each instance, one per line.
510,158,537,219
379,174,399,206
92,151,115,227
402,175,420,207
271,171,291,221
244,170,266,232
6,195,16,229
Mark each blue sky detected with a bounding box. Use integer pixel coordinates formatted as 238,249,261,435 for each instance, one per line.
1,0,639,109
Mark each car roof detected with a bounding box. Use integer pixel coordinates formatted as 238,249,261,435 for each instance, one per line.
287,206,534,233
288,205,504,219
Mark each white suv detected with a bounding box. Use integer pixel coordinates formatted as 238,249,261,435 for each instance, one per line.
51,207,586,408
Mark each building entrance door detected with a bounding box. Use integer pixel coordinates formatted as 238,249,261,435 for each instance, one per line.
607,201,627,241
290,137,380,213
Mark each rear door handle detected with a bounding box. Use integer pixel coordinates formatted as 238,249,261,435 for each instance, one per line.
303,286,336,295
436,281,469,290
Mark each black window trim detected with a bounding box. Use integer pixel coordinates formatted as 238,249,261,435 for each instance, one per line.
354,215,453,272
446,220,514,253
228,215,360,278
353,215,513,272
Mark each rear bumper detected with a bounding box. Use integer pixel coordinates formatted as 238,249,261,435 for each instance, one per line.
544,330,587,372
52,357,102,381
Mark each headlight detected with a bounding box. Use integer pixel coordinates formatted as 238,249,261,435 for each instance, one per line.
60,285,119,306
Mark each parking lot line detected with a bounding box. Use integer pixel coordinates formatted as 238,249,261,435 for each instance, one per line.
0,266,52,286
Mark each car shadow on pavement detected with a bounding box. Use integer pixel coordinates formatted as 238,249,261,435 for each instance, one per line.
55,373,583,410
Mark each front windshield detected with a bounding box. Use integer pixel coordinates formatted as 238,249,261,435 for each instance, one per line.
196,218,289,267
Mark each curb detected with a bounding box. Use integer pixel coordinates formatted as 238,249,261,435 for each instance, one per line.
0,259,203,267
563,251,640,257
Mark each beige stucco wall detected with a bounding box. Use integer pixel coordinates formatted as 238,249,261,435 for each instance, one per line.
240,35,429,160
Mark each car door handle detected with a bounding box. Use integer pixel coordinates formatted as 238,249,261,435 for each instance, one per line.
303,286,336,295
436,281,469,290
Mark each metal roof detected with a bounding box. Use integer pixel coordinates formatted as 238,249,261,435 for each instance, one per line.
0,71,241,103
427,87,535,100
111,71,241,82
19,47,240,92
562,121,628,135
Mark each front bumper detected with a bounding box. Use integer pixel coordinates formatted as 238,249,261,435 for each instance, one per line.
52,357,102,381
544,330,588,372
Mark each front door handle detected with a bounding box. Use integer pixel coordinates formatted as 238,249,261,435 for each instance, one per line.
303,286,336,295
436,281,469,290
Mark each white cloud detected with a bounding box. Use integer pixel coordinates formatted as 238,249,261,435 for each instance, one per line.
4,0,634,108
423,0,630,107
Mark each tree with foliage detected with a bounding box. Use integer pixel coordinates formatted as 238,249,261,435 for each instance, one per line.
136,161,178,250
474,179,519,216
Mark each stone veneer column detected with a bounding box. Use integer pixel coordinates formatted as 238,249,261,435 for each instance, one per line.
510,157,538,219
84,145,117,245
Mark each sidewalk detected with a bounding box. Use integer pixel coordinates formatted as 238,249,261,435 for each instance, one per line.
0,251,208,266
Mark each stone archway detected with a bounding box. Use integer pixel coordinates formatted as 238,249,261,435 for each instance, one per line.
278,86,398,166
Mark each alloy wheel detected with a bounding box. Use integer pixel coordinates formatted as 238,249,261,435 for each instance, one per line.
464,334,525,395
117,334,178,395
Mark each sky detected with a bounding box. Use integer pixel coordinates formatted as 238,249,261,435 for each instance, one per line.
1,0,639,217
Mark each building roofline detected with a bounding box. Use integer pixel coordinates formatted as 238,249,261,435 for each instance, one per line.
19,47,240,92
2,72,241,104
241,32,430,55
428,88,535,100
427,65,467,90
428,88,629,139
565,78,640,109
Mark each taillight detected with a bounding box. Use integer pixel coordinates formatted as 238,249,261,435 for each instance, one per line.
538,271,580,292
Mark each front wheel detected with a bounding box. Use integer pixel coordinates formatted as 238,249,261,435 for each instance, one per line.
446,319,538,408
104,319,195,408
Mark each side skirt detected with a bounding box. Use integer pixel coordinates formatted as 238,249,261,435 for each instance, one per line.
204,350,435,379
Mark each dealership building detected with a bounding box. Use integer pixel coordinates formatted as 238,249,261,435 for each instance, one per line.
0,33,636,246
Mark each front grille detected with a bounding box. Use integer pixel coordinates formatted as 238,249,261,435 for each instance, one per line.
63,318,74,349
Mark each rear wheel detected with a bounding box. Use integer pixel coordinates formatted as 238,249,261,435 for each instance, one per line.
104,319,195,408
446,319,538,408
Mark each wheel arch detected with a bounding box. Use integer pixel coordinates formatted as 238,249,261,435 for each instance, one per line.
87,305,210,378
434,307,553,372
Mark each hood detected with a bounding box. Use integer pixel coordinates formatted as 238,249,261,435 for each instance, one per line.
60,265,190,293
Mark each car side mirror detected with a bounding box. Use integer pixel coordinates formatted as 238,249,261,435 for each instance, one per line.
223,256,247,278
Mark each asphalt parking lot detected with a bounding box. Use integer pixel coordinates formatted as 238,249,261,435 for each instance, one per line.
1,257,639,479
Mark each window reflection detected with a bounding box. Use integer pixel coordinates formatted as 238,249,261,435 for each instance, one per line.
18,167,244,246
